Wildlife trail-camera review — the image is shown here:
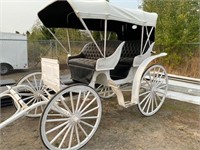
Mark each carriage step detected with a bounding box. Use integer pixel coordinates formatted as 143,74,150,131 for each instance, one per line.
123,101,135,108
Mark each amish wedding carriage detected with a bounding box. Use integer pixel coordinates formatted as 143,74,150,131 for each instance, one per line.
0,0,168,149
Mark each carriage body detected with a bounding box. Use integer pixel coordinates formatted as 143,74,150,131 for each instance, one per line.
0,1,168,150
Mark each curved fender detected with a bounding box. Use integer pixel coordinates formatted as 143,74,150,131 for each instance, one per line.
131,52,167,104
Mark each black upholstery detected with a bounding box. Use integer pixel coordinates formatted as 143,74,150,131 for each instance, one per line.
68,40,152,83
68,41,122,84
110,41,151,80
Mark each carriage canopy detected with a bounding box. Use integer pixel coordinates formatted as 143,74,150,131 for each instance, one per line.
38,0,158,41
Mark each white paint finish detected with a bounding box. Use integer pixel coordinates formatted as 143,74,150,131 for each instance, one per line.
96,42,125,71
131,53,167,104
41,58,61,92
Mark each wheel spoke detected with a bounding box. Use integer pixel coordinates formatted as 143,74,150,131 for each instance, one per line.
78,91,90,112
26,98,36,105
81,106,99,117
157,84,167,89
96,84,103,91
46,118,69,123
80,98,96,114
68,125,74,148
70,92,75,113
146,95,152,113
155,92,163,102
154,94,158,107
34,75,38,91
142,94,151,111
21,95,34,102
139,90,150,97
75,91,81,112
78,123,88,137
50,123,71,144
34,105,38,115
26,79,36,91
81,116,98,120
39,77,43,90
75,124,80,144
60,96,72,115
151,94,154,112
18,93,34,96
139,92,151,105
46,121,69,135
80,120,94,128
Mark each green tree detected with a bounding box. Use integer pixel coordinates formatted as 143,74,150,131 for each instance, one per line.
143,0,199,46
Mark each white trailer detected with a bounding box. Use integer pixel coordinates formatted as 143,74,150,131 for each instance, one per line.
0,32,28,74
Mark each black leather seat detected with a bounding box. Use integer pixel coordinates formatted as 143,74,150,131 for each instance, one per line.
110,41,150,80
68,41,122,84
68,40,151,83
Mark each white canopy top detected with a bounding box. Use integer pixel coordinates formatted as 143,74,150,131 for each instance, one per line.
68,0,158,27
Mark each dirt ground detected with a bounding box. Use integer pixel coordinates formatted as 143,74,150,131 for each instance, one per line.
0,70,200,150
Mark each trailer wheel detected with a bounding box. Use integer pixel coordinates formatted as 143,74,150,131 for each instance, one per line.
40,84,102,150
138,65,168,116
0,64,11,75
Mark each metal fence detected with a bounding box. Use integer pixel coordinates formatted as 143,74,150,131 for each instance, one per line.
27,40,89,69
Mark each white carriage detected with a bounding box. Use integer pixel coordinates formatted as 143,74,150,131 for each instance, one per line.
0,0,168,149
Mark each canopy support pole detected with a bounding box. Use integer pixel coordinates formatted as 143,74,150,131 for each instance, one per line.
140,26,144,55
142,26,154,54
47,28,69,54
104,19,108,57
79,18,104,58
66,29,72,55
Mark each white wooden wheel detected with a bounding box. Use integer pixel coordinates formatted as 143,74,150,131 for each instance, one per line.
17,72,54,117
95,84,115,99
40,85,102,150
138,65,168,116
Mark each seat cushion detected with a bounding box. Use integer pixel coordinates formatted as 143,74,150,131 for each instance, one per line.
68,58,96,69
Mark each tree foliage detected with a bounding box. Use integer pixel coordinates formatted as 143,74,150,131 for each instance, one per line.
143,0,199,46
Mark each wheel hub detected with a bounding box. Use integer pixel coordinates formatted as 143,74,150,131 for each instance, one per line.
70,113,80,124
34,91,43,100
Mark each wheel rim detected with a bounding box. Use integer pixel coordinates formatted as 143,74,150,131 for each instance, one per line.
95,84,115,99
40,85,102,150
17,72,54,117
138,65,168,116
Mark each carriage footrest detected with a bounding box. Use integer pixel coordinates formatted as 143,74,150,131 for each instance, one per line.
124,101,135,108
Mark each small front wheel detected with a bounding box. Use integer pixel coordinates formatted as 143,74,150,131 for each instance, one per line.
138,65,168,116
40,84,102,150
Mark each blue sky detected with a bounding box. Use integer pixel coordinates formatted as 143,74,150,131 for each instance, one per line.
0,0,139,33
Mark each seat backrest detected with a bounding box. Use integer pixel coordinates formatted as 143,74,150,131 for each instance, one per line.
81,40,122,60
119,41,152,64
